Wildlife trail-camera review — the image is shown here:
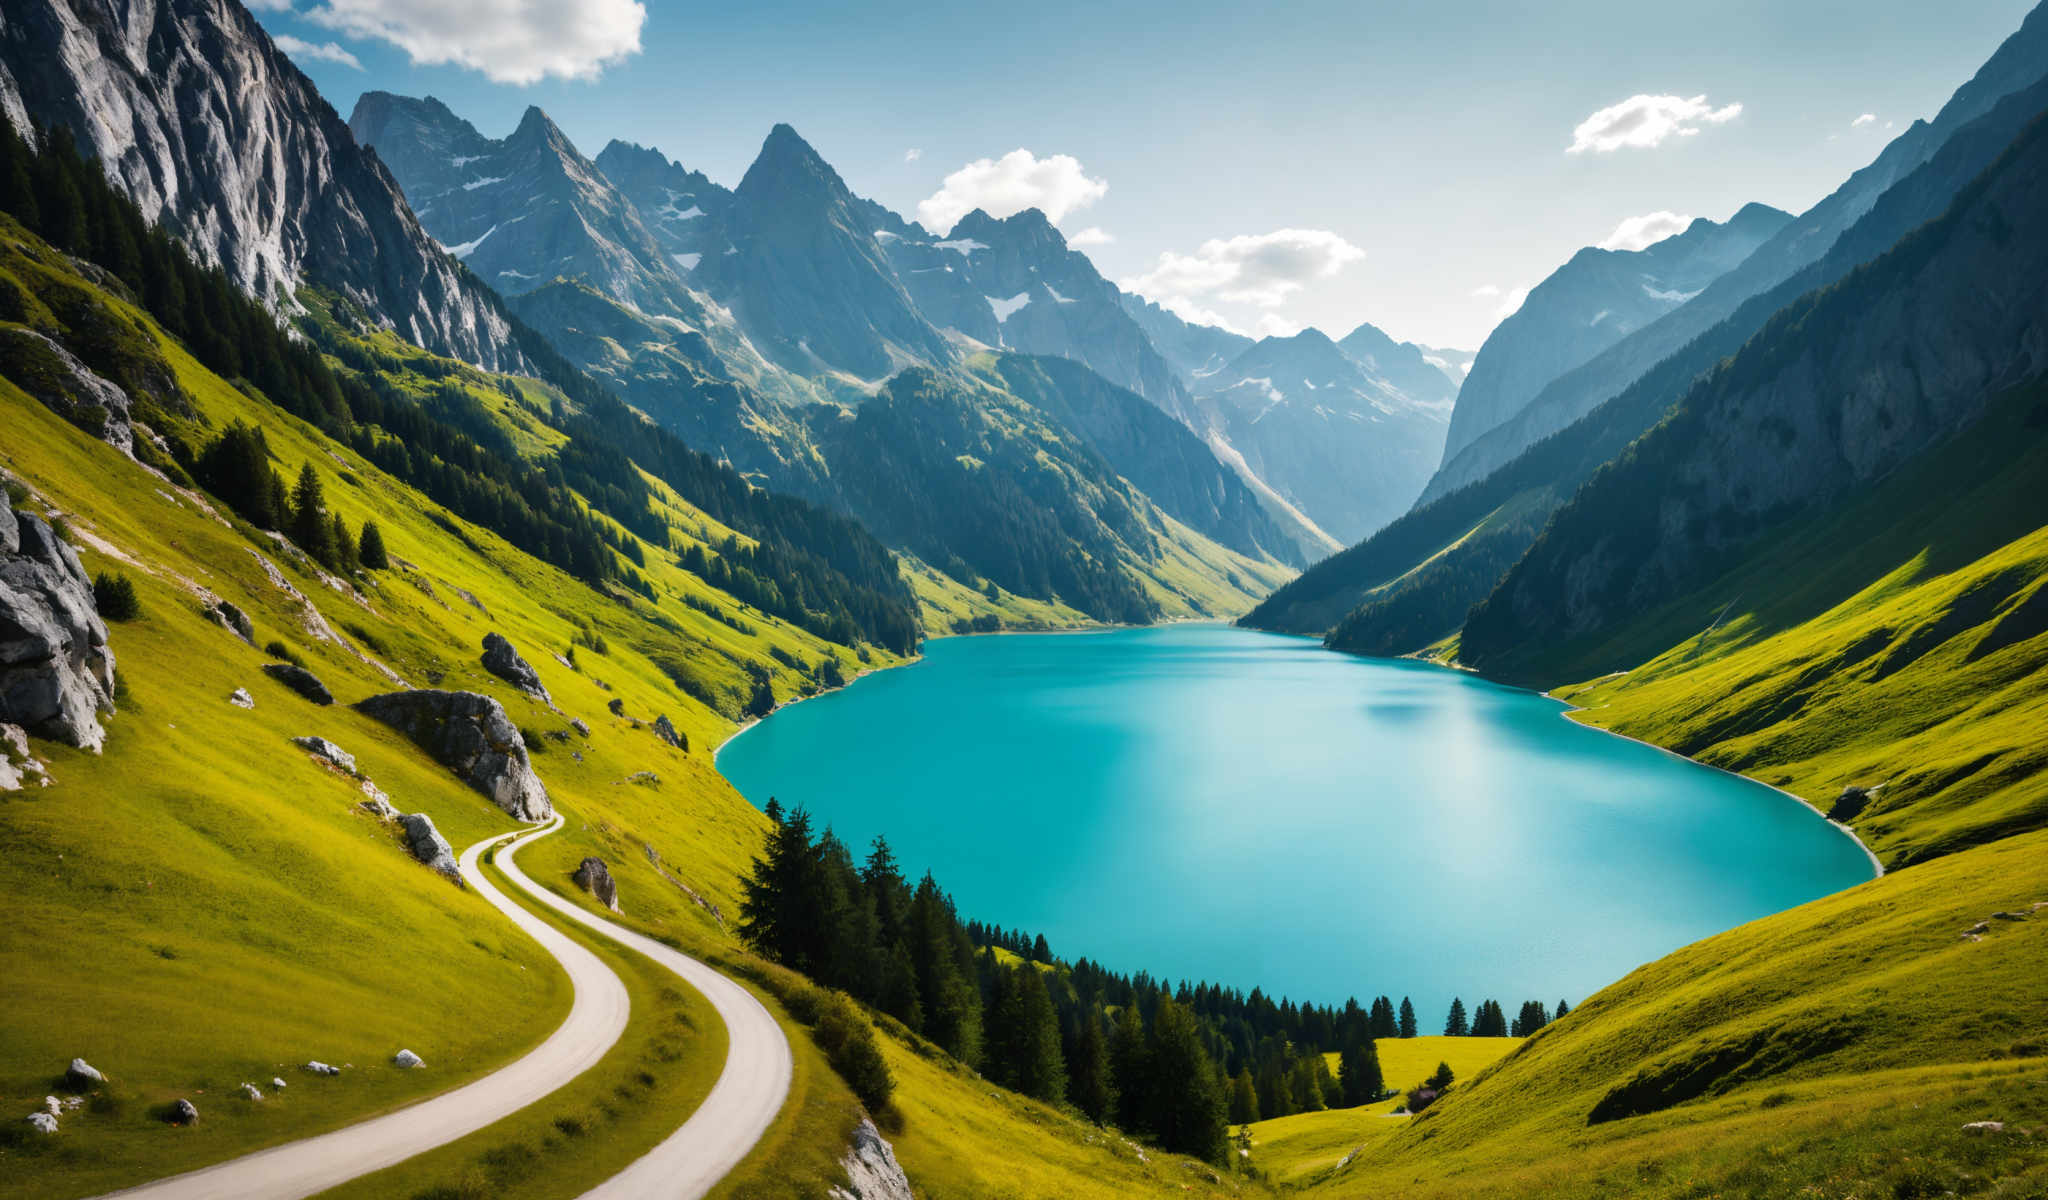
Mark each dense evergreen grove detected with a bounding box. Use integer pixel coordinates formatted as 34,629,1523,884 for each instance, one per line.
740,806,1567,1160
0,113,920,655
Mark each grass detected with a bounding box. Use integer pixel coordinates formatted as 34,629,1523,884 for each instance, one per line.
314,848,726,1200
1302,829,2048,1198
1546,381,2048,867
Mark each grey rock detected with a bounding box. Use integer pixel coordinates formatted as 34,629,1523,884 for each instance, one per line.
480,632,550,704
169,1098,198,1125
607,698,625,717
1828,785,1873,822
238,1082,262,1101
572,856,619,911
0,0,529,372
208,600,254,644
64,1058,103,1090
41,1096,60,1117
271,1076,287,1089
0,722,48,789
829,1117,914,1200
355,690,551,820
392,1049,424,1069
358,780,398,820
228,687,255,710
263,663,334,706
396,812,461,883
291,736,357,774
0,496,116,750
651,714,683,749
0,327,137,455
25,1111,57,1135
569,718,589,738
1962,1120,2006,1134
303,1061,340,1076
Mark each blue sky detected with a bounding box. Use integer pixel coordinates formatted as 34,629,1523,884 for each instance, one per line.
260,0,2037,349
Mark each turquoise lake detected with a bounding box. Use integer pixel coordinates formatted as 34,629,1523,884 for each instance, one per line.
718,624,1876,1014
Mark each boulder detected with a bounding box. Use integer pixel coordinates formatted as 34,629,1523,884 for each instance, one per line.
607,697,625,717
396,812,461,883
829,1117,914,1200
228,687,255,709
291,735,357,774
354,690,550,820
304,1061,340,1076
572,857,619,911
0,722,48,790
207,599,254,644
570,718,590,737
652,714,684,750
168,1098,198,1125
358,780,398,819
1828,784,1872,822
480,633,551,704
271,1076,288,1090
64,1058,104,1090
392,1049,424,1069
0,491,116,750
263,662,334,705
238,1082,262,1101
25,1111,57,1135
42,1096,61,1117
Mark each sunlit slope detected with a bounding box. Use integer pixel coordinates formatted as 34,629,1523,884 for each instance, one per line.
0,218,892,1195
1306,831,2048,1199
1545,381,2048,868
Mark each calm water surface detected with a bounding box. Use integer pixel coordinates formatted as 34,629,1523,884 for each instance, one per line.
718,625,1874,1013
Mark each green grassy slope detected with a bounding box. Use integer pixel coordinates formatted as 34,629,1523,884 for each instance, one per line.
1541,381,2048,868
1305,831,2048,1199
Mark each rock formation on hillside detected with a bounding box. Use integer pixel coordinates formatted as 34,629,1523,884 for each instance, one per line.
354,689,551,820
0,485,115,750
480,632,550,705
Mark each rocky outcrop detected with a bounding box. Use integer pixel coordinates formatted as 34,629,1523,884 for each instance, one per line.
396,812,460,882
572,857,618,911
354,690,551,819
0,722,49,789
480,632,550,704
0,488,115,750
829,1118,914,1200
64,1058,103,1090
651,714,683,749
228,687,254,709
263,663,333,705
303,1061,340,1076
0,327,136,455
0,0,527,372
291,736,356,774
207,599,254,644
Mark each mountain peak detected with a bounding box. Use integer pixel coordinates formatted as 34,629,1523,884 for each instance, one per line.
738,122,846,203
510,104,562,144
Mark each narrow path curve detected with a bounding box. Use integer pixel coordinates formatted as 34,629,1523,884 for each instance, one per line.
92,816,632,1200
493,835,796,1199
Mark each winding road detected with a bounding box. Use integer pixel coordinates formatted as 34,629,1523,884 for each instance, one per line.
90,815,793,1200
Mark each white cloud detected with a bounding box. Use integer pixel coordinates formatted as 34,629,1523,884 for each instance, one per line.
246,0,296,10
1494,286,1530,319
904,148,922,162
1255,313,1303,338
1598,210,1691,252
1470,284,1503,298
1153,295,1249,337
1121,228,1365,310
917,149,1107,232
306,0,644,85
1851,113,1877,127
1567,93,1743,154
272,33,363,69
1067,226,1113,248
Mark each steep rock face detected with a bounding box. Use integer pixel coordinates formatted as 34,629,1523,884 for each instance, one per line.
1119,292,1254,384
0,0,523,370
0,328,136,455
0,488,114,751
1439,203,1791,469
1195,328,1450,544
593,139,734,270
1463,108,2048,669
354,689,551,820
695,124,952,381
1426,2,2048,502
829,1118,914,1200
883,208,1198,424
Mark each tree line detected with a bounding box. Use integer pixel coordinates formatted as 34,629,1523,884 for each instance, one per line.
740,803,1570,1162
0,112,920,655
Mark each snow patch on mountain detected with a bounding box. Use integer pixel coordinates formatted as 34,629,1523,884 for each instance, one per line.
986,292,1031,323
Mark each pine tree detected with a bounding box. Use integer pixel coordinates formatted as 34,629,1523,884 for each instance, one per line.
1108,1005,1149,1131
357,520,389,569
1369,996,1397,1039
1398,997,1418,1038
1031,932,1052,964
1445,997,1469,1037
738,805,818,968
1556,998,1571,1020
1142,995,1227,1162
289,463,336,566
1009,965,1066,1104
1070,1010,1116,1125
330,512,358,574
1228,1068,1260,1125
1427,1061,1455,1089
1338,1037,1383,1107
